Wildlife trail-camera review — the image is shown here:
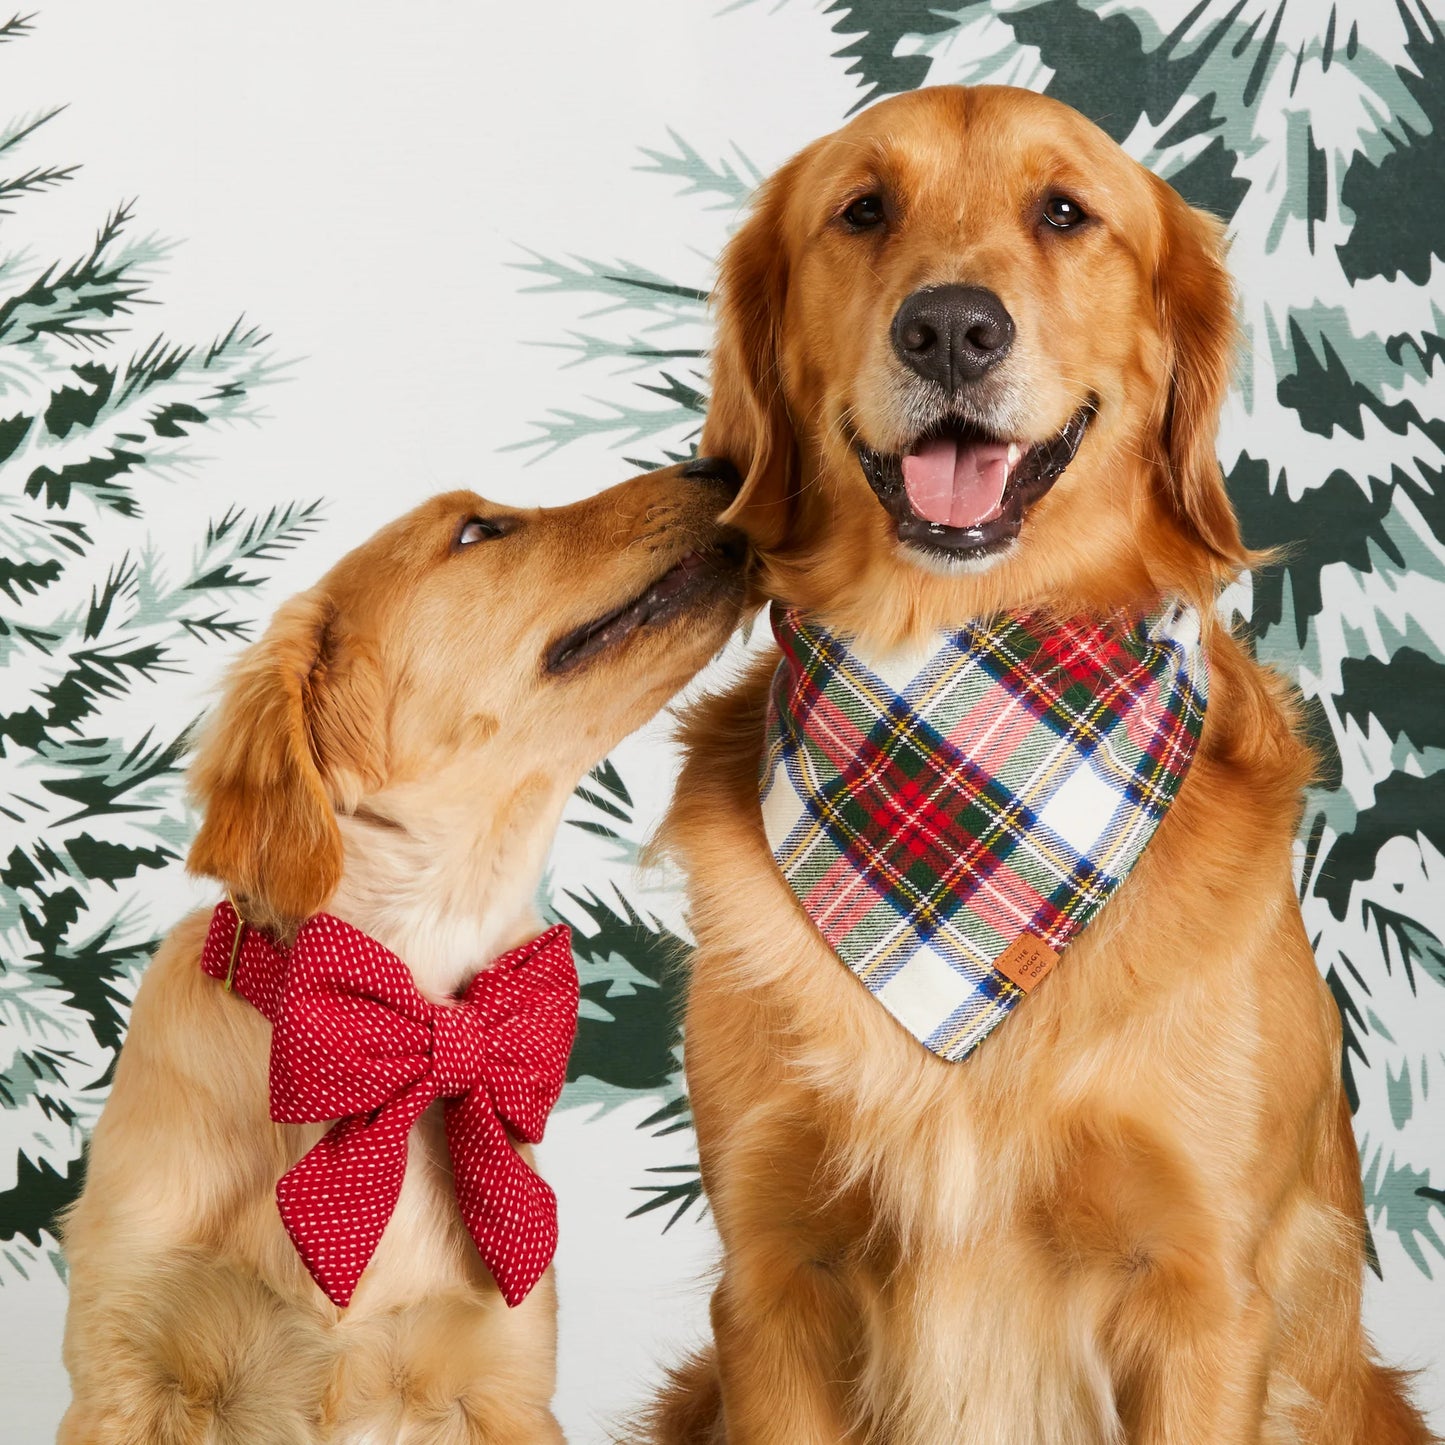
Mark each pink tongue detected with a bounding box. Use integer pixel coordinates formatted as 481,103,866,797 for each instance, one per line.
901,435,1011,528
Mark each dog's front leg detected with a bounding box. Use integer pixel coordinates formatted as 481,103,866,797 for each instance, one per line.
58,1249,333,1445
709,1256,863,1445
1106,1265,1275,1443
683,984,867,1444
57,1400,213,1445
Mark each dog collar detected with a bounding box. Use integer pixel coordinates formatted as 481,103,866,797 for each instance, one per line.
201,902,577,1307
759,600,1206,1062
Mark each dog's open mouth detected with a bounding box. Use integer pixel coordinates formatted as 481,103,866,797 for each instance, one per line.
856,402,1094,560
545,536,746,674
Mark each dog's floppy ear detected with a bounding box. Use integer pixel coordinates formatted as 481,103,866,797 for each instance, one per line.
187,588,385,936
1150,175,1249,576
704,155,806,551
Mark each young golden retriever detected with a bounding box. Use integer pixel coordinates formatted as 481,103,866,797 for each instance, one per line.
649,86,1434,1444
58,459,745,1445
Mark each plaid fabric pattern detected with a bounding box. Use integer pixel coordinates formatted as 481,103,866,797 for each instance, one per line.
760,600,1207,1063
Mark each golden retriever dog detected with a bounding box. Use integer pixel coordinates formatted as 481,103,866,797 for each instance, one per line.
58,458,745,1445
648,86,1433,1444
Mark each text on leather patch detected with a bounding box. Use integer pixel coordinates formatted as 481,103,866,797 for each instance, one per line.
995,933,1059,993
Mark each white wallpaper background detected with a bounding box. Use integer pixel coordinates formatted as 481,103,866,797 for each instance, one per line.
0,3,1441,1441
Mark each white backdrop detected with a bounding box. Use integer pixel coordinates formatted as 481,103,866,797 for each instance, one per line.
0,3,1441,1441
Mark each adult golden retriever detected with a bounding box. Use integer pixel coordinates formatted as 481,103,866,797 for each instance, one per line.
59,460,745,1444
649,85,1433,1444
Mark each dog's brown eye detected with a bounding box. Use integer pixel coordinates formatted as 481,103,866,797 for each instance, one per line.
1042,195,1087,230
842,194,886,230
456,517,503,547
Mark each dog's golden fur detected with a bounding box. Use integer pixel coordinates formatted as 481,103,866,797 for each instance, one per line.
59,465,743,1444
649,86,1433,1444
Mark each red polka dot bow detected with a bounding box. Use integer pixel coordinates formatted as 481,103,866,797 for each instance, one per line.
201,901,577,1309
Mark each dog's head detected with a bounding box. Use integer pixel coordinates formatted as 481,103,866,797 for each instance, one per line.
705,84,1246,638
187,460,745,936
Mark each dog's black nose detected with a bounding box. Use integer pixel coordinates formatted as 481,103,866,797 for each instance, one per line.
680,455,743,496
891,286,1015,391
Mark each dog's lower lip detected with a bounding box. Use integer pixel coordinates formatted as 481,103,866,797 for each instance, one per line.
544,541,743,675
854,402,1095,558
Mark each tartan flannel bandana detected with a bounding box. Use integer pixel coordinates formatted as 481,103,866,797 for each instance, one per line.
200,902,577,1308
760,601,1206,1063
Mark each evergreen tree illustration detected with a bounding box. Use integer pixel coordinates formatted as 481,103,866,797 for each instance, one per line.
0,14,317,1281
516,1,1445,1262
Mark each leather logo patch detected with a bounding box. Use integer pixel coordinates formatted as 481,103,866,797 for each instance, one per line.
995,933,1059,993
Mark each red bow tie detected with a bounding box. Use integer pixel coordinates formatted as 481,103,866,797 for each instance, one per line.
200,901,577,1308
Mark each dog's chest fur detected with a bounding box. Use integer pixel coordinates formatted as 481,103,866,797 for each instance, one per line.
670,652,1330,1441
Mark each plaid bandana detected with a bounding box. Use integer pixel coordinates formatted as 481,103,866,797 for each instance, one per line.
760,600,1206,1062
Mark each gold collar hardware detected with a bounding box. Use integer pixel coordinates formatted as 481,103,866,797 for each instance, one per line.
224,893,247,992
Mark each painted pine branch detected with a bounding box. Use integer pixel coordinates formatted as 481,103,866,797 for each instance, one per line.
561,886,686,1098
627,1162,704,1232
635,129,761,208
0,203,173,356
0,104,66,158
0,163,79,214
512,249,708,314
529,330,707,372
505,388,703,460
0,13,34,45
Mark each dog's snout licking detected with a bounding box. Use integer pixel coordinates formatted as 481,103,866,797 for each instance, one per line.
543,461,746,677
891,285,1015,392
